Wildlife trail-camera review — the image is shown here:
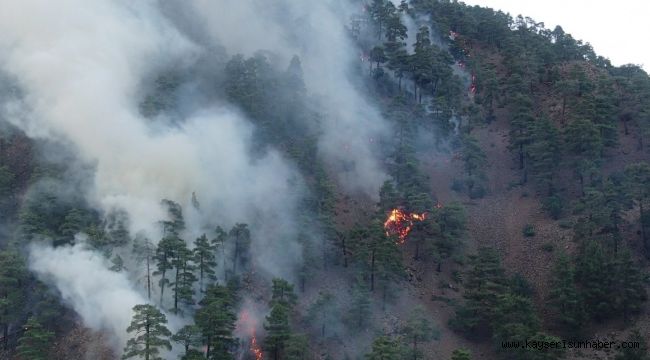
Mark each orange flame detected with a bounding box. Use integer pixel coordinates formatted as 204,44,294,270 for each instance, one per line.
237,308,264,360
251,333,263,360
384,208,427,244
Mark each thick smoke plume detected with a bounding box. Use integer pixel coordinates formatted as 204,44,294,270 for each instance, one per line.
186,0,390,196
28,243,147,348
0,0,391,351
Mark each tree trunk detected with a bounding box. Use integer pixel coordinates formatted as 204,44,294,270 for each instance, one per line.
145,322,150,360
174,264,180,313
2,323,7,350
413,338,418,360
341,234,348,268
146,255,151,300
370,249,376,292
640,202,648,256
160,269,166,307
199,255,204,292
560,96,566,125
233,241,239,274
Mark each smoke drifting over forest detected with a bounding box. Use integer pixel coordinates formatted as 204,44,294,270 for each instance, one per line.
0,0,391,351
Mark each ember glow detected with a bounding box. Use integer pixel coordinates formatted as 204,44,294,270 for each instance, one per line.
237,308,264,360
384,208,427,244
251,335,263,360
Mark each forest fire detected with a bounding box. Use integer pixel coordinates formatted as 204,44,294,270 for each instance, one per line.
384,208,426,244
236,308,264,360
250,333,263,360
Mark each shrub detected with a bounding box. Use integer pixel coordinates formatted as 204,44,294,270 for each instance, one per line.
523,224,535,237
540,243,554,252
543,195,563,220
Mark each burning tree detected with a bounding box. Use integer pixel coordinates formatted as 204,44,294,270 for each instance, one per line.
383,208,427,244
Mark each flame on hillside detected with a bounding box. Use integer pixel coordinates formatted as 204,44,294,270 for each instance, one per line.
236,309,264,360
383,208,427,244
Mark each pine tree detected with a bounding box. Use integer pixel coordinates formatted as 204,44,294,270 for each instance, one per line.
194,285,236,359
451,349,472,360
154,235,181,307
365,336,402,360
160,199,185,235
528,117,561,196
615,329,649,360
306,291,337,339
270,278,298,310
212,226,228,279
434,202,466,271
574,239,614,320
122,304,172,360
346,277,371,330
171,240,197,314
16,317,53,360
284,334,309,360
172,325,202,357
229,223,251,274
452,247,508,335
0,249,26,350
461,135,487,198
194,234,216,292
133,234,155,300
264,304,291,360
611,250,647,321
402,306,439,360
547,253,585,332
624,162,650,255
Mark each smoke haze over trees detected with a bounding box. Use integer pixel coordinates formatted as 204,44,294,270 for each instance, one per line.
0,0,649,359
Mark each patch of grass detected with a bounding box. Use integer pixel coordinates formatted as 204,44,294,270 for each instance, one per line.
523,224,536,237
558,219,574,229
507,180,521,190
451,178,465,192
431,295,455,305
540,243,554,252
452,270,462,284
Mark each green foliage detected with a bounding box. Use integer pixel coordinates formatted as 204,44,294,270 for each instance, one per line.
264,304,291,360
451,349,472,360
229,223,251,274
460,135,488,198
542,195,564,220
172,325,202,356
0,249,27,350
270,278,298,310
548,254,585,332
306,291,338,339
365,335,402,360
615,329,649,360
122,304,172,360
522,224,535,237
346,277,371,330
451,247,507,335
194,285,236,359
284,334,309,360
194,234,217,291
401,306,440,360
16,317,53,360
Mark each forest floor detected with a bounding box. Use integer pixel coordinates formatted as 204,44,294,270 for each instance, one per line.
417,103,650,360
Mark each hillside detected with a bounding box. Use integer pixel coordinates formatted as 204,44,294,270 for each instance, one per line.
0,1,649,360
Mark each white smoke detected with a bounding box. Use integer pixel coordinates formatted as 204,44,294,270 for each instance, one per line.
0,0,301,349
187,0,390,197
0,0,392,352
28,243,147,349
